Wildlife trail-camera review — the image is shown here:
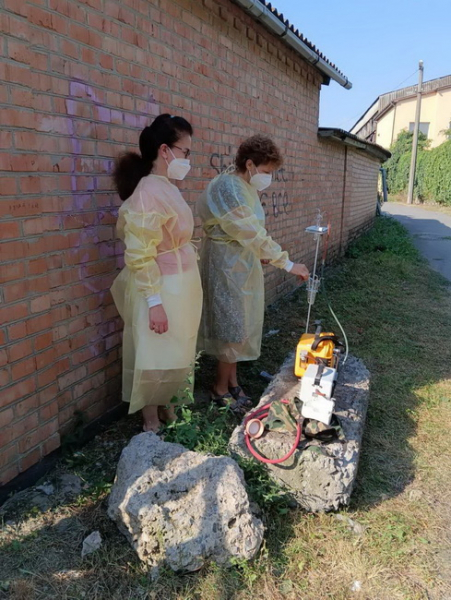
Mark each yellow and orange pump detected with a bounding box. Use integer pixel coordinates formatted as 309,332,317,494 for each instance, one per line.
293,214,348,426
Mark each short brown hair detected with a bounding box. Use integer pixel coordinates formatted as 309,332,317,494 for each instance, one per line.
235,135,283,172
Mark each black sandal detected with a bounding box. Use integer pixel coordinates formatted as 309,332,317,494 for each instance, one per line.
228,386,253,408
210,391,249,416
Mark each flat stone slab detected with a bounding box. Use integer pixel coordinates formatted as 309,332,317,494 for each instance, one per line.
229,354,370,512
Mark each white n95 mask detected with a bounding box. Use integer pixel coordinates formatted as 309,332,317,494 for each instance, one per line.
167,149,191,181
249,167,272,191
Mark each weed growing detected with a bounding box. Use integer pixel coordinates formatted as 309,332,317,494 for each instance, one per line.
1,215,451,599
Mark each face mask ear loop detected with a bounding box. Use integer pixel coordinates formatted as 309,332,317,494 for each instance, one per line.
163,145,172,169
164,147,177,175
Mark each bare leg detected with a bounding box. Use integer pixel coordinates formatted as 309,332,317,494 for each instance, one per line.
142,405,161,432
158,405,177,424
228,362,239,388
228,362,251,400
214,361,234,395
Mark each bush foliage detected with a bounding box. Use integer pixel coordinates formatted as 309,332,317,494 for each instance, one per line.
385,129,451,205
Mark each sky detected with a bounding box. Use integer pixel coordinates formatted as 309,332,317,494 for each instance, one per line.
271,0,451,130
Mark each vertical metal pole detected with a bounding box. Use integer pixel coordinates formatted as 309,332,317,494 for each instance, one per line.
407,61,424,205
390,103,397,146
381,168,388,203
305,234,321,334
305,298,313,335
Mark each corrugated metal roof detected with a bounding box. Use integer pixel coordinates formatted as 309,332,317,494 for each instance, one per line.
256,1,346,78
378,74,451,113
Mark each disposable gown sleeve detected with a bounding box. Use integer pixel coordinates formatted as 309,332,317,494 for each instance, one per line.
122,210,169,299
210,176,290,268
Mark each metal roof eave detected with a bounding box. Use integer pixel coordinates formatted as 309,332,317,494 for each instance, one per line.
232,0,352,89
350,97,381,134
318,128,391,161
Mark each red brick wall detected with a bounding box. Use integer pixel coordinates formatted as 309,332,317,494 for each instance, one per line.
0,0,381,485
344,150,380,242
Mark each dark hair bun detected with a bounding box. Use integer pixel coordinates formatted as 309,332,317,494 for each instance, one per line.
112,152,147,201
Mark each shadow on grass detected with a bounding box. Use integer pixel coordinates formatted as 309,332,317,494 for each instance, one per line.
196,215,451,512
0,484,296,600
0,403,295,600
342,216,451,510
172,214,451,594
2,215,451,599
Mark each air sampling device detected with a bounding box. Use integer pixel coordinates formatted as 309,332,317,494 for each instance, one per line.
294,212,348,425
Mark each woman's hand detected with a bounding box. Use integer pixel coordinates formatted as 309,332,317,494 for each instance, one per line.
290,263,310,281
149,305,168,334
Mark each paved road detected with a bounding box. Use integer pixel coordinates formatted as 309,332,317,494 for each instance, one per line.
383,202,451,283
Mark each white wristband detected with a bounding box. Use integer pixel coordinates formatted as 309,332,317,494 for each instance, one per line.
146,294,162,308
284,260,294,273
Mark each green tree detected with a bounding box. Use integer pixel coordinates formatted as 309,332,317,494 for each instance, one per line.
386,130,451,205
385,130,429,195
422,140,451,204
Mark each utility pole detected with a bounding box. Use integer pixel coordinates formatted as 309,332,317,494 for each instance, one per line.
407,60,424,205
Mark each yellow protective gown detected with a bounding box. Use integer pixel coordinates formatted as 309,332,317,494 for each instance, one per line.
111,175,202,414
197,172,290,363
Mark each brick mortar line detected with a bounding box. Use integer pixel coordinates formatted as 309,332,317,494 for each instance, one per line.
2,11,314,91
2,347,122,390
0,80,313,116
3,4,319,87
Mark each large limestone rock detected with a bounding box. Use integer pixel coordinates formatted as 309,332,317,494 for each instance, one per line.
229,354,370,512
108,432,264,576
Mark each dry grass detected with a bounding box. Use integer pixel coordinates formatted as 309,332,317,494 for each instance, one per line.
1,216,451,599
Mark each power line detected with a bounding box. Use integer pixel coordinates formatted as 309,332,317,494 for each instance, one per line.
335,68,421,131
391,68,419,92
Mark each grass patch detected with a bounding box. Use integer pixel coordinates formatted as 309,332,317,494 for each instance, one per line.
1,215,451,599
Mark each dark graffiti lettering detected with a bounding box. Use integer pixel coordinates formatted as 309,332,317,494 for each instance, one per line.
209,155,293,181
9,202,39,211
282,191,290,215
272,192,279,219
260,192,270,218
260,191,291,218
273,168,293,183
208,154,292,218
210,151,233,174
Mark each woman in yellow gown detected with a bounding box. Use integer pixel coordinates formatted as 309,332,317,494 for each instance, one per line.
111,114,202,432
197,135,309,413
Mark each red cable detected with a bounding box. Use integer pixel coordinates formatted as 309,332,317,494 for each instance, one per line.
244,400,302,464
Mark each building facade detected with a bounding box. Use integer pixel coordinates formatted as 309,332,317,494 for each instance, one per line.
351,75,451,149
